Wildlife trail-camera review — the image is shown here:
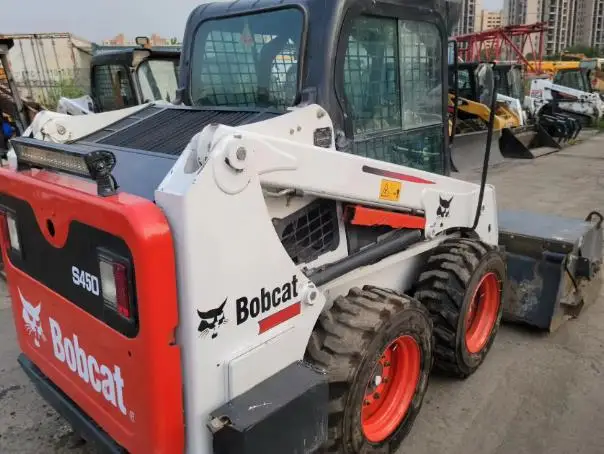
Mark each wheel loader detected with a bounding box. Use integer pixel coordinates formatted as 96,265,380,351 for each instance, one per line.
0,1,602,454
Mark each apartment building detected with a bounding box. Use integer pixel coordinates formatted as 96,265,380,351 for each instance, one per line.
545,0,579,55
504,0,580,55
503,0,541,27
479,10,504,30
102,33,179,46
575,0,604,48
454,0,484,35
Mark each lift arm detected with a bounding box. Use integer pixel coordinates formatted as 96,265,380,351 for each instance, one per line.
158,104,498,246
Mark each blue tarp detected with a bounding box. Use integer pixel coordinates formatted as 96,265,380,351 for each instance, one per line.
2,120,14,139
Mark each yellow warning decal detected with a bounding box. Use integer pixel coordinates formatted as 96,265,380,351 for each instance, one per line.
379,179,401,202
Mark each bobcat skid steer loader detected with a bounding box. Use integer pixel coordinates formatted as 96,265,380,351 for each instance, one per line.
526,77,604,128
493,63,527,126
1,1,602,454
493,63,580,161
56,43,180,115
501,75,602,160
448,61,508,172
450,62,564,167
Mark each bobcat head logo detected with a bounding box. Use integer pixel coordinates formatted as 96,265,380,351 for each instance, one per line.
20,289,45,348
436,196,453,218
197,299,228,340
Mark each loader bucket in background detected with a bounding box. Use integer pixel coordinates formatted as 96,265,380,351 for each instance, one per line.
498,210,603,332
498,125,561,159
450,128,504,173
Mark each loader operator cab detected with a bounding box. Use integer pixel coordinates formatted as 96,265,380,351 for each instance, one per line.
553,63,596,94
447,61,496,119
493,64,523,100
178,0,478,176
449,62,510,105
90,46,180,112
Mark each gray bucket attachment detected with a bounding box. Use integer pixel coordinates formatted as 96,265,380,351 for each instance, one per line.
498,210,603,332
498,125,561,159
450,128,504,173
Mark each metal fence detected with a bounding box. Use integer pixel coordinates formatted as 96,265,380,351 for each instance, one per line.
10,67,90,108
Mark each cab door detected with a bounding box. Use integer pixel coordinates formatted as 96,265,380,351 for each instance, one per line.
335,3,449,175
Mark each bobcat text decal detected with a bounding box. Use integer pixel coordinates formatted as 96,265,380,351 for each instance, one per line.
18,287,128,417
50,318,128,416
236,275,301,334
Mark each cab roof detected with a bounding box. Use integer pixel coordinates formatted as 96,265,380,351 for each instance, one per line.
184,0,450,27
91,47,181,68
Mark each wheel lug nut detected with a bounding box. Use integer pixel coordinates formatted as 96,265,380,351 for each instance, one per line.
373,393,380,399
383,361,391,367
364,400,371,406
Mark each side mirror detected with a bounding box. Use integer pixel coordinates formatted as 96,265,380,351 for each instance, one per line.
135,36,151,49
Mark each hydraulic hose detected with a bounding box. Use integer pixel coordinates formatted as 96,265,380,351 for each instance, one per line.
472,63,498,231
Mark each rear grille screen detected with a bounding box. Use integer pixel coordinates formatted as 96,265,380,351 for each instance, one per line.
79,105,279,155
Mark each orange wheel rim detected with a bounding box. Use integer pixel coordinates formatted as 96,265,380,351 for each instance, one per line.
465,272,501,354
361,335,421,443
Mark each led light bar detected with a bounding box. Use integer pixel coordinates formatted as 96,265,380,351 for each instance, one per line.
10,137,119,197
14,142,90,176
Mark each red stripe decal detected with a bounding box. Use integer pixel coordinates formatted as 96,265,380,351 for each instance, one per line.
362,165,435,184
258,302,301,334
557,92,578,100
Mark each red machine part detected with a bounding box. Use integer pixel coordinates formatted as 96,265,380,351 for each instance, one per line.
453,22,547,74
0,168,185,454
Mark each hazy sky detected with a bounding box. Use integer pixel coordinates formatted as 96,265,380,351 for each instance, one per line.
7,0,504,42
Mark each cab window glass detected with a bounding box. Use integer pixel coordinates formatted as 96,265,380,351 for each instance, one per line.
93,64,136,111
342,16,444,174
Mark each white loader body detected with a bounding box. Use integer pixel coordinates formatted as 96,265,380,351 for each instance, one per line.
154,104,497,452
526,78,604,120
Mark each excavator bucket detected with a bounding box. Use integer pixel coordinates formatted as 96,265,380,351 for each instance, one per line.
451,128,504,173
499,210,603,332
498,124,562,159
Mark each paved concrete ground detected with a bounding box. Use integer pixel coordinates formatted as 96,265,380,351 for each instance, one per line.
0,135,603,453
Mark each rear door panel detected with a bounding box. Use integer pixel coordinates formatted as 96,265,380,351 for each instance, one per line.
0,167,184,454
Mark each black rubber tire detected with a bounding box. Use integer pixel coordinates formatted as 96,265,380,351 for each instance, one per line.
413,238,506,378
306,286,433,453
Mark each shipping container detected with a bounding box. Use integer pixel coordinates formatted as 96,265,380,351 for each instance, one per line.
0,33,93,108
